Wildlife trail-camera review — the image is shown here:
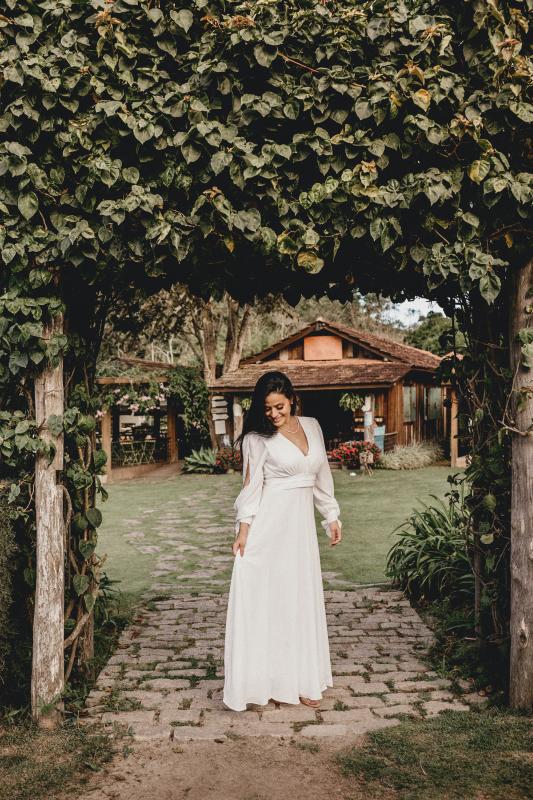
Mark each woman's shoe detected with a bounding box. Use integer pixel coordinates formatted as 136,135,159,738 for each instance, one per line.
300,696,321,707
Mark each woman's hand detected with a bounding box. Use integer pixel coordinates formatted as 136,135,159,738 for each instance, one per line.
328,521,342,546
233,522,249,557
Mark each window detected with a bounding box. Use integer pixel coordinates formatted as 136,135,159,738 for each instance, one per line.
426,387,442,421
403,386,416,423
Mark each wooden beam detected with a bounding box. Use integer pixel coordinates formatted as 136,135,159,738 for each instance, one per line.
32,314,64,728
450,389,459,468
96,375,168,385
101,408,113,479
207,382,398,393
509,258,533,710
167,400,179,463
387,383,404,446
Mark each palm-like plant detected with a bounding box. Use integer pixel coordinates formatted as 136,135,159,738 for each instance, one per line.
386,490,474,605
182,447,217,474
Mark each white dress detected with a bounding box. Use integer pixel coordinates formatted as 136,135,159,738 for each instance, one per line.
223,416,341,711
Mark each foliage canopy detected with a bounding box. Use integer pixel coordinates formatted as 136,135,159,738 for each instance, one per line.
0,0,532,695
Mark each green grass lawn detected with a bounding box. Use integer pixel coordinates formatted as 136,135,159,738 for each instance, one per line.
325,466,459,584
97,466,458,606
336,708,533,800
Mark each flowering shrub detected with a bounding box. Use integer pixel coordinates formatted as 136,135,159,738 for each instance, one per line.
215,447,243,473
99,381,170,415
328,440,381,468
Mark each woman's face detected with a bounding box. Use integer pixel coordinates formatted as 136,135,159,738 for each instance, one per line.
264,391,293,428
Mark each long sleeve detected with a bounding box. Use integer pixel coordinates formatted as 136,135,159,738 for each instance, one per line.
233,433,267,534
312,418,341,538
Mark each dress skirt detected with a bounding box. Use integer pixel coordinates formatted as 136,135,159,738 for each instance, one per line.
223,480,333,711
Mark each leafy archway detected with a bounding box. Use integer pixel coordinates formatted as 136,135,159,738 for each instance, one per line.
0,0,531,721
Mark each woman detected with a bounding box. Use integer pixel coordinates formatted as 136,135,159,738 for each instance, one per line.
223,370,342,712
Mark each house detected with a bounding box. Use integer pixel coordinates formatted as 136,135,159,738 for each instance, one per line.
208,318,444,452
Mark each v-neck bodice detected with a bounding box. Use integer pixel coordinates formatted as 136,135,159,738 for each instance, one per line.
233,414,341,537
276,416,310,458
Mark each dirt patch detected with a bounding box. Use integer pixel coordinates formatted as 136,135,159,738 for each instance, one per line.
75,734,393,800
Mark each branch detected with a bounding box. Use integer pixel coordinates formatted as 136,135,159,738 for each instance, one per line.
64,611,90,649
498,421,533,437
277,51,363,89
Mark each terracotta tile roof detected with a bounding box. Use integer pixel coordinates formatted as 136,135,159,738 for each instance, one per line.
208,359,410,391
328,320,441,370
240,318,441,371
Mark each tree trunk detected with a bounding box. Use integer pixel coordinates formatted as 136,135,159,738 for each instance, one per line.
197,304,218,448
32,314,65,728
223,296,253,374
509,258,533,710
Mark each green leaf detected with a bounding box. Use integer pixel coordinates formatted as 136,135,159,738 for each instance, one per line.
73,575,90,596
72,514,88,535
412,89,431,111
171,9,194,32
181,143,201,164
86,507,103,528
47,414,64,436
210,151,232,175
297,251,324,274
254,45,277,68
482,494,497,513
122,167,140,184
84,593,96,613
18,192,39,220
479,272,501,304
521,342,533,370
354,99,372,120
283,101,300,120
79,539,96,560
461,212,479,228
468,160,490,184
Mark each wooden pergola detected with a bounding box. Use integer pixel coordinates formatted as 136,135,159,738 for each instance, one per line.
96,372,179,482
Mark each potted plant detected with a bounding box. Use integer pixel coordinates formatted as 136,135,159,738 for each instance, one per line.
339,392,365,427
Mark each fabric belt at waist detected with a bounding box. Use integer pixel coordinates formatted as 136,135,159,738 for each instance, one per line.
263,473,316,490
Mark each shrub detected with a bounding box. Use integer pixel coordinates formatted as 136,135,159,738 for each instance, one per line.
182,447,217,474
328,440,381,468
380,441,443,470
386,489,473,606
215,447,242,473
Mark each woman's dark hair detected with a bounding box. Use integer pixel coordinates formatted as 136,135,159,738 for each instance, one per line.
236,371,296,449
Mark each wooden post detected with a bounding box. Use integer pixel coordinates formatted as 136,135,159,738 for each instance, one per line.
387,382,403,445
32,314,65,727
363,395,374,443
450,388,459,468
233,395,244,443
101,408,113,480
167,399,178,463
510,259,533,710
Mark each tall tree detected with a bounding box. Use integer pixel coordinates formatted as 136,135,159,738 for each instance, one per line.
405,311,466,355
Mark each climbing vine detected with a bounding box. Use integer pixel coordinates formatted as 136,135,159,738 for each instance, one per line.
0,0,531,701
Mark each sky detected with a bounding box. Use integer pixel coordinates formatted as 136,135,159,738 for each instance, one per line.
386,298,444,327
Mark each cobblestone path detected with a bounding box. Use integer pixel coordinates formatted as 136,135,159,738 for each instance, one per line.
85,587,485,741
85,477,484,741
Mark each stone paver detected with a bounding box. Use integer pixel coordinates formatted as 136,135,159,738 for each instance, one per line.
84,586,485,741
84,479,485,740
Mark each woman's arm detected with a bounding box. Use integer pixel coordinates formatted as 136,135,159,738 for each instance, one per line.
312,418,342,545
233,433,267,555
